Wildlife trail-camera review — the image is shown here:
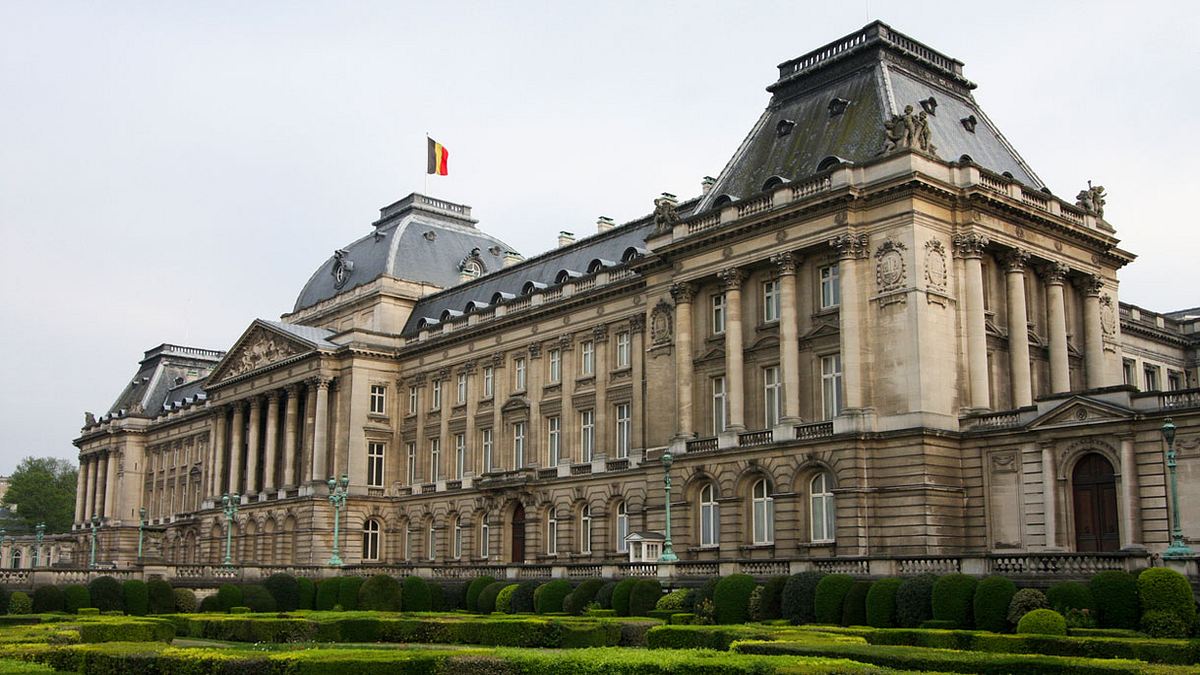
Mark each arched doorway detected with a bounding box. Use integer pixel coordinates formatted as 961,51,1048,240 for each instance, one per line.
510,503,525,562
1073,453,1119,552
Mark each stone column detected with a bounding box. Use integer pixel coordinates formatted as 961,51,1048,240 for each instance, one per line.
210,409,226,498
954,234,991,410
103,451,118,518
1043,262,1071,394
228,402,245,495
245,397,262,496
310,378,332,482
1004,248,1033,408
630,314,646,450
436,367,450,478
1078,274,1106,389
525,348,541,467
1041,442,1058,549
592,325,609,457
718,268,746,430
830,233,869,410
670,283,695,438
488,359,504,472
772,253,801,422
463,361,477,478
1119,434,1141,550
559,339,575,465
263,391,280,493
74,456,87,524
83,457,96,520
303,382,317,482
283,384,300,487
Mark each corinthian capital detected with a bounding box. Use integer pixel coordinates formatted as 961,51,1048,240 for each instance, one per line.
1040,261,1071,285
829,233,869,259
1073,273,1104,296
951,233,989,258
669,282,695,304
770,251,798,275
1002,248,1030,272
717,267,745,289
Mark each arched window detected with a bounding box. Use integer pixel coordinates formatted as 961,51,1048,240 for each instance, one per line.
752,479,775,545
10,548,21,569
810,472,835,542
480,512,490,558
361,518,381,562
700,483,720,548
579,505,592,554
427,522,437,561
452,516,463,559
615,501,629,553
546,511,558,555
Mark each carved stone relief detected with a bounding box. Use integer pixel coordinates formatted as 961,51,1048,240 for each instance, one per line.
924,239,948,292
650,300,674,346
224,330,304,379
874,237,907,292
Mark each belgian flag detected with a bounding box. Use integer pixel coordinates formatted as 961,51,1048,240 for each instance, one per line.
427,137,449,176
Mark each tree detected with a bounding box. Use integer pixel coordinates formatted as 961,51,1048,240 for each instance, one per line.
2,457,77,533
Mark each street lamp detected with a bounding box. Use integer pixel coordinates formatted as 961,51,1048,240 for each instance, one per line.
137,508,147,560
222,493,240,566
327,474,350,566
88,516,100,569
660,451,678,562
1161,419,1194,558
34,523,44,567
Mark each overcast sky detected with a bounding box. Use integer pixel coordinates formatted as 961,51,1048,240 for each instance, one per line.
1,1,1197,474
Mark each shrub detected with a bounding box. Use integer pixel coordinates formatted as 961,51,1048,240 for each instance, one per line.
173,588,197,613
337,576,363,611
511,580,540,614
314,579,338,611
813,574,854,624
402,576,432,612
495,584,519,613
1137,567,1196,629
1016,608,1067,635
146,579,174,615
439,581,465,611
297,577,316,610
611,578,638,617
198,594,221,613
781,572,823,625
1007,588,1048,626
77,607,100,616
263,574,300,612
865,577,902,628
1140,609,1190,639
895,574,936,628
563,578,604,615
972,575,1016,633
428,581,445,611
230,606,251,614
747,586,765,621
629,579,662,617
477,581,509,614
534,579,572,614
656,588,691,612
841,580,871,626
693,598,715,625
121,580,149,616
1046,581,1094,614
357,574,402,612
465,576,496,613
63,585,91,613
1089,570,1139,629
31,586,64,614
7,592,31,615
88,576,123,613
759,575,787,620
594,581,618,610
216,584,243,613
0,589,8,615
241,584,277,613
695,577,721,607
931,573,977,629
712,574,756,625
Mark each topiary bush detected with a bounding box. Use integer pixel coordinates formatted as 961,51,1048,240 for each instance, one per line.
465,576,496,613
1089,570,1139,630
1046,581,1094,614
931,573,977,629
173,588,197,613
241,584,277,613
972,575,1017,633
402,576,433,612
440,581,466,611
758,576,787,620
31,585,64,614
428,581,445,611
7,592,31,615
511,580,540,614
563,578,605,615
594,581,618,610
264,573,300,612
895,574,937,628
216,584,243,613
1137,567,1196,630
1007,588,1048,626
813,574,854,624
478,581,510,614
147,579,174,615
358,574,402,612
63,584,91,613
713,574,756,625
297,577,316,610
198,593,222,613
657,588,691,612
841,581,871,626
865,577,902,628
315,579,338,611
337,576,363,611
495,584,519,613
1016,608,1067,635
611,578,638,617
1140,609,1190,639
88,576,124,613
534,579,572,614
629,579,663,618
122,580,150,616
781,572,823,625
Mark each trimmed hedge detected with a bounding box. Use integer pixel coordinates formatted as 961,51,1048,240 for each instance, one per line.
1089,570,1139,630
1007,588,1049,626
1137,567,1196,629
1017,608,1067,636
865,578,902,628
813,574,854,624
402,576,433,612
146,579,174,615
173,588,197,613
563,578,605,615
76,617,176,643
629,579,662,618
216,584,244,612
242,584,278,613
63,585,90,614
122,580,149,616
264,573,301,612
781,571,823,625
337,576,363,611
646,624,777,650
894,573,936,628
1046,581,1094,614
297,577,316,610
88,576,123,613
358,574,402,612
860,626,1200,664
314,579,338,611
595,580,618,610
477,581,509,614
30,586,64,614
612,578,638,617
1141,609,1190,639
841,581,871,626
465,575,496,613
931,573,977,629
511,580,540,614
495,584,518,613
713,574,756,625
973,575,1017,633
534,579,572,614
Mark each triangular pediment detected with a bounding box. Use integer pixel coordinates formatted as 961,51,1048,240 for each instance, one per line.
801,321,840,341
209,320,324,384
1027,396,1134,431
501,396,529,413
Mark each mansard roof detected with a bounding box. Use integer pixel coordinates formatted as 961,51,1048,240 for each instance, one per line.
102,344,224,419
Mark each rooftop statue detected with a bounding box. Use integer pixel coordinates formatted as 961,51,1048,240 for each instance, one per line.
653,196,680,235
1075,181,1106,218
882,104,936,155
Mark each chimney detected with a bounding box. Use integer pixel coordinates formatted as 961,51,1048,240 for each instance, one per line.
701,176,716,195
503,250,523,268
558,231,576,248
596,216,615,234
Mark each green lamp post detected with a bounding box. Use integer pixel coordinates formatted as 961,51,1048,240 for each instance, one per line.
137,507,147,560
34,522,44,567
222,493,240,566
327,474,350,566
88,516,100,568
1161,419,1195,558
660,451,678,562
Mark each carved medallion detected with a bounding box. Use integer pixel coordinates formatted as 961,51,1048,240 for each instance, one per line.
924,240,948,292
1100,295,1117,336
874,238,907,292
650,300,673,346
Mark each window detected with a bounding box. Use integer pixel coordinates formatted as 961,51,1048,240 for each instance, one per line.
546,511,558,555
1123,359,1136,386
547,415,562,467
615,403,631,458
712,376,727,434
427,523,437,561
429,438,441,481
514,357,527,390
369,384,387,415
580,505,592,554
615,501,629,552
1168,370,1184,391
367,442,385,488
763,279,780,323
481,428,493,473
452,517,462,559
548,348,561,383
700,483,720,548
479,513,491,558
711,293,726,334
580,340,595,376
431,379,442,410
454,433,466,479
580,409,595,462
403,524,411,561
456,372,467,404
513,422,526,467
1144,365,1160,391
615,331,631,369
810,472,835,542
482,366,495,399
819,264,840,309
821,354,843,419
362,518,381,561
408,386,419,415
763,366,782,428
751,479,775,545
405,442,417,485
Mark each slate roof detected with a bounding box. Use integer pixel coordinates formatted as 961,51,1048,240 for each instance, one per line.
104,345,224,418
259,319,338,349
698,21,1043,212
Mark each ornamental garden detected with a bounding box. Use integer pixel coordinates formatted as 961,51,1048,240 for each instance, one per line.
0,567,1195,674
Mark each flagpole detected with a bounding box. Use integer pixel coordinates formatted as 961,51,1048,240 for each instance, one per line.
424,132,429,196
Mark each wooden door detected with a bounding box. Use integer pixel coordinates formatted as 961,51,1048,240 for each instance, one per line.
1072,453,1120,552
511,503,526,562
